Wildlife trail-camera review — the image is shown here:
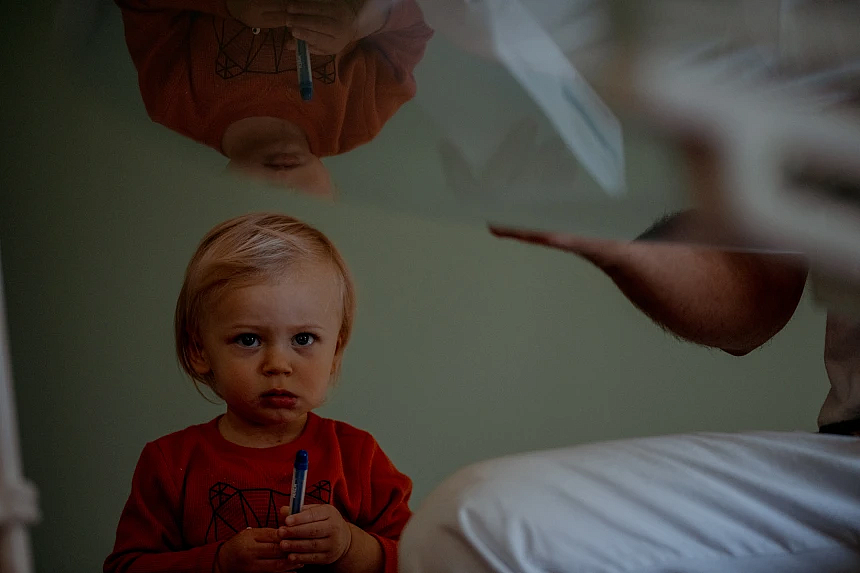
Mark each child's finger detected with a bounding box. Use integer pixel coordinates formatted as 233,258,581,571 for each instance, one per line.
258,558,302,572
297,39,335,56
287,551,329,566
250,539,291,560
255,10,293,28
292,27,337,51
254,0,295,10
283,504,328,527
253,544,291,560
253,527,285,544
306,44,329,56
285,14,338,35
278,503,323,521
286,0,336,18
280,520,332,540
279,536,331,553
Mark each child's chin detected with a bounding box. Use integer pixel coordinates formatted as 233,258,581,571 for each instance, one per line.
261,410,306,425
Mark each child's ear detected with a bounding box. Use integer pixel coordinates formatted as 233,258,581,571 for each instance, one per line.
330,342,344,376
188,338,212,376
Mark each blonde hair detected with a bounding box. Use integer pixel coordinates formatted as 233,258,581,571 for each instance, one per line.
175,213,355,394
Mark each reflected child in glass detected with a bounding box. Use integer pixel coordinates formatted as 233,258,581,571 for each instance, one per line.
114,0,433,196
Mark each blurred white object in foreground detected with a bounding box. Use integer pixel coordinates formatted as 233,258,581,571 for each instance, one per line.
619,0,860,310
417,0,625,198
0,244,40,573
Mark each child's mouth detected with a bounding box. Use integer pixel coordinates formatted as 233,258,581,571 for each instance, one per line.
262,389,296,397
264,153,304,170
261,389,298,408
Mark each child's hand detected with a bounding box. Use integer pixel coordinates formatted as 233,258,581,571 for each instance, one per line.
283,0,374,55
277,504,353,566
226,0,293,29
216,527,302,573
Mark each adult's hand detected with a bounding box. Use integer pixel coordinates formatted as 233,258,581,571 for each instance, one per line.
489,225,628,266
489,220,808,356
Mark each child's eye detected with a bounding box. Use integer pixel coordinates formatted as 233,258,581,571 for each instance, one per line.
235,333,261,348
293,333,316,347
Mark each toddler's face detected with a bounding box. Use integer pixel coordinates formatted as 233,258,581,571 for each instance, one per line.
191,263,343,436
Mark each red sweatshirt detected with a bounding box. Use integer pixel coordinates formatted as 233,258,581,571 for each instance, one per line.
104,413,412,573
115,0,434,156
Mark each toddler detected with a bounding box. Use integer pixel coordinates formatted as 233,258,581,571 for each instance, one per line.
105,212,412,573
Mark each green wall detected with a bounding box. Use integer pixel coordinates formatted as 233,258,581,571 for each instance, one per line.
0,2,830,571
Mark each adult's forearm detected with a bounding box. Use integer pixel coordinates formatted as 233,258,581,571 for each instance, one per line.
491,217,809,355
581,238,808,355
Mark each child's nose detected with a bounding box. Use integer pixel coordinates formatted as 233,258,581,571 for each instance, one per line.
262,345,294,376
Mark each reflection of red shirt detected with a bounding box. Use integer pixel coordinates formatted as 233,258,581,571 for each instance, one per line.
104,413,413,573
115,0,433,156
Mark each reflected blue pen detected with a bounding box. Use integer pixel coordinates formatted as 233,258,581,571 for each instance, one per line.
289,449,309,516
296,39,313,101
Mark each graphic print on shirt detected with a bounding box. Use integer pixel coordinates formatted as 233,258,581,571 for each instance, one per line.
213,18,336,83
205,479,333,541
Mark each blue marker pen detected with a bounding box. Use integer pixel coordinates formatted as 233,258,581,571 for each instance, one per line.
296,39,313,101
289,449,308,516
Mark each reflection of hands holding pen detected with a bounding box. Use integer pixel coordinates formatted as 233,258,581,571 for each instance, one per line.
287,0,387,101
228,0,393,101
283,0,390,55
226,0,294,29
225,0,389,49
